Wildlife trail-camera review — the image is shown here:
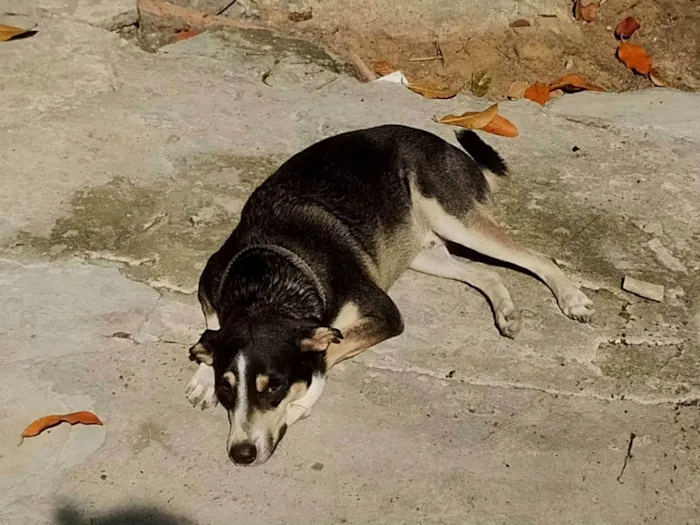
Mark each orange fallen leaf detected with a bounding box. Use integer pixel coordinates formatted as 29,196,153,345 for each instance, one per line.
524,83,550,105
371,60,396,77
548,73,604,92
614,17,640,39
173,28,199,42
437,103,499,130
0,23,36,42
617,43,652,75
405,81,459,99
19,411,103,446
482,114,519,138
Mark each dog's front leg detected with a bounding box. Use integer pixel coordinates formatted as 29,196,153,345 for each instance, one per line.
324,293,404,370
186,330,219,410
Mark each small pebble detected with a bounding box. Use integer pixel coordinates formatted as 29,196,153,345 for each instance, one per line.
311,462,324,471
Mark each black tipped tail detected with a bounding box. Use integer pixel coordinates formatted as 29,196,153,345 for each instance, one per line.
455,130,509,177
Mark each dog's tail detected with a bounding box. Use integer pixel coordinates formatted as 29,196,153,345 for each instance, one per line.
455,130,509,191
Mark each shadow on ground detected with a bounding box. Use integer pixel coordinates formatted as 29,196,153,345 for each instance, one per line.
55,504,199,525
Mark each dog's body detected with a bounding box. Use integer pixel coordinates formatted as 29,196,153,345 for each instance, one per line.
185,125,594,466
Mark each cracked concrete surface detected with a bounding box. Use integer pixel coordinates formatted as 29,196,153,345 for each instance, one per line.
1,4,699,525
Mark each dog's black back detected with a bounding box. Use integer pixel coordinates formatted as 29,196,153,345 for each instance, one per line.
201,125,499,326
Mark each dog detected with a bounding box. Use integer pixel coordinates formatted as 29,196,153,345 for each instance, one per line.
184,125,594,466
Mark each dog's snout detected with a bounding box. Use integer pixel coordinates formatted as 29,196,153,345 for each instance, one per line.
230,441,257,465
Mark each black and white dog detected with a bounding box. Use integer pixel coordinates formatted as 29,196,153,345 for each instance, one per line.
185,125,594,466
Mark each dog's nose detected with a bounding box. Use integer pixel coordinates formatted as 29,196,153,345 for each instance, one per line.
230,441,257,465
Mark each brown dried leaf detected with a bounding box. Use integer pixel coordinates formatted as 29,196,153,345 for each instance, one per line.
482,114,519,138
574,1,598,22
548,73,604,92
507,81,528,100
580,2,597,22
614,16,640,39
437,103,499,130
371,60,396,77
288,9,313,22
617,43,652,76
524,83,550,105
649,68,667,87
19,411,103,445
405,81,459,100
0,23,36,42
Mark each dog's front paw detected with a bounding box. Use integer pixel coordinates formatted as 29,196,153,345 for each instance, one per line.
186,363,218,410
559,289,595,323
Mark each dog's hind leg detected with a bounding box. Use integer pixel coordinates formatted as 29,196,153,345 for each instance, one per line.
421,201,594,322
410,244,521,338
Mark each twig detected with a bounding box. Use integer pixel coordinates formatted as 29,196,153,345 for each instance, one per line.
315,76,337,90
616,432,636,484
408,55,440,62
409,42,444,64
206,0,238,17
347,50,377,82
435,41,444,66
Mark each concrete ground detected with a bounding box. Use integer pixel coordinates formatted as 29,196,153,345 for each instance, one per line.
1,2,700,524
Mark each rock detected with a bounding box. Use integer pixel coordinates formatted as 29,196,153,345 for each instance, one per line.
622,276,665,302
647,238,687,273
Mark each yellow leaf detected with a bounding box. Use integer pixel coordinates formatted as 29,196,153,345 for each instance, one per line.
437,103,499,130
0,23,36,42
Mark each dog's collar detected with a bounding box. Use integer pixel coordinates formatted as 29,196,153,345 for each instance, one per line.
215,244,327,310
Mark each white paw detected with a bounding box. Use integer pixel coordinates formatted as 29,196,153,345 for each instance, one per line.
560,289,595,323
495,300,522,339
186,363,218,410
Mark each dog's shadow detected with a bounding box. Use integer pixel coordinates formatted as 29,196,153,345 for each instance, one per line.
55,504,200,525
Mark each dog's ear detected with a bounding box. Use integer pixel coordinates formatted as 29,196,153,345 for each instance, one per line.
189,329,217,365
299,326,344,352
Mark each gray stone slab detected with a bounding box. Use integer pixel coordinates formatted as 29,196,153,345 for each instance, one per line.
0,8,699,525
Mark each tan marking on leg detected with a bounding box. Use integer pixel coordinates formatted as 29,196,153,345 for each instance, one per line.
331,302,362,332
325,318,395,369
410,244,521,338
418,198,594,322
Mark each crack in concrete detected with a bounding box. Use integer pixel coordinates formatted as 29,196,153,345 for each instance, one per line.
351,360,700,407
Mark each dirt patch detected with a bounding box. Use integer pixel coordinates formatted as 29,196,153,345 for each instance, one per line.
136,0,700,98
321,0,700,98
10,153,283,293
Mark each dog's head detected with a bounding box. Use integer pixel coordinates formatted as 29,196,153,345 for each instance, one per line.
190,316,341,466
